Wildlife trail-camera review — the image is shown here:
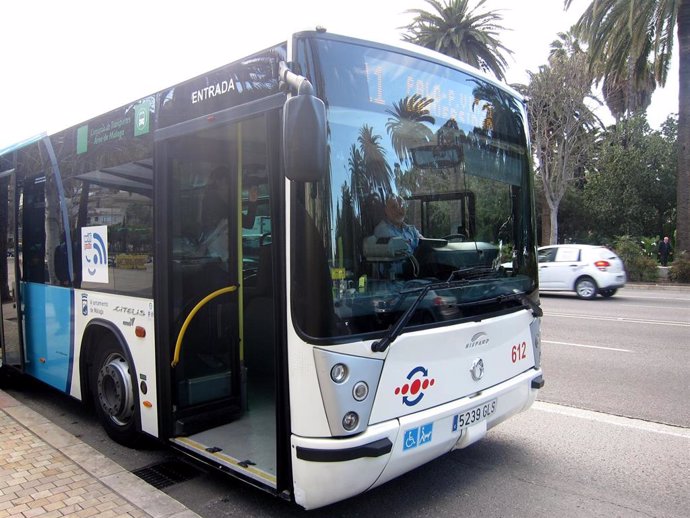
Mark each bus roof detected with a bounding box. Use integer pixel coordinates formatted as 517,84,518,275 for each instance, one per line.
0,132,47,157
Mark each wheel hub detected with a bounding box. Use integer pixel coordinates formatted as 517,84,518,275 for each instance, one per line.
97,354,134,425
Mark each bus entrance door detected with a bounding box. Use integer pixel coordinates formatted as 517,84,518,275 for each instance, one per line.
0,169,22,372
160,114,278,489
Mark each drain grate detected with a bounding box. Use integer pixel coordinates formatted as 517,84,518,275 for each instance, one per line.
132,459,203,489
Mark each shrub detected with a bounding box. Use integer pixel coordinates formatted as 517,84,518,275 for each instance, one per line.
669,251,690,283
630,256,660,282
613,235,659,282
639,236,660,258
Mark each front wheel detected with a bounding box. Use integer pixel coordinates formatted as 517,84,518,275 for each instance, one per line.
575,277,598,299
90,335,141,446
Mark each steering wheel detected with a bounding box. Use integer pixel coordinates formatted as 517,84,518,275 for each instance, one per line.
443,234,466,242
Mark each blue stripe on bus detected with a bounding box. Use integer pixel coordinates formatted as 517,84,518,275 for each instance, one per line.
67,289,75,392
22,282,74,393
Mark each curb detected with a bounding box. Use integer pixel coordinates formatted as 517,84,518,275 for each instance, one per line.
623,283,690,291
0,390,201,518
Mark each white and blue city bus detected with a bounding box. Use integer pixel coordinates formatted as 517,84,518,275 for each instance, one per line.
0,29,543,509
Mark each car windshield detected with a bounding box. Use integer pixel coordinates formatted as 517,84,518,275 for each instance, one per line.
292,36,538,341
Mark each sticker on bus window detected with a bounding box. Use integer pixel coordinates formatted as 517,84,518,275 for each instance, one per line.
82,226,109,283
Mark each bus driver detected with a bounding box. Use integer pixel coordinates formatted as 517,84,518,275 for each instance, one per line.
374,195,421,254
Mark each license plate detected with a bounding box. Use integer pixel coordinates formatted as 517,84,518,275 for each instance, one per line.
452,399,497,432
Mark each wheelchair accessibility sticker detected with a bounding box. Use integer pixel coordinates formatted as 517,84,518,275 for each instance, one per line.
403,422,433,451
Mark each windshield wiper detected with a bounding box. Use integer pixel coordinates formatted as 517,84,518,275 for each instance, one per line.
496,290,543,317
371,280,469,353
447,266,500,282
371,281,541,354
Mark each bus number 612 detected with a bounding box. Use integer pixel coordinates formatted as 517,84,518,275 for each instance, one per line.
511,341,527,363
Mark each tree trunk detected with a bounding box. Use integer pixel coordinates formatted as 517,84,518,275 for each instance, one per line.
549,201,559,245
539,189,550,246
677,0,690,254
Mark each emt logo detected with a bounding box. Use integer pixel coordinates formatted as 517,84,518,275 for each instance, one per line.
394,366,435,407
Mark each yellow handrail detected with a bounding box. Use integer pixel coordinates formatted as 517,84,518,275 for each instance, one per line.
171,285,238,367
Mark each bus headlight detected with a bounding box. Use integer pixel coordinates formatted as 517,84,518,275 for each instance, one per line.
330,363,349,383
314,349,384,436
342,412,359,431
352,381,368,401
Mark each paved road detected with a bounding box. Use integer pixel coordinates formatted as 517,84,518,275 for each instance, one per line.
4,285,689,517
538,285,690,427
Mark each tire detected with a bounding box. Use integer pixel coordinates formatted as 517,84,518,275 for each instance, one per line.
575,276,598,299
599,288,617,298
90,335,141,447
0,365,21,390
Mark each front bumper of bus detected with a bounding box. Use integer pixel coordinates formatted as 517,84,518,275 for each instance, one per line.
291,367,543,509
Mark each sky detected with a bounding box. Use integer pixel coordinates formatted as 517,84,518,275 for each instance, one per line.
0,0,679,151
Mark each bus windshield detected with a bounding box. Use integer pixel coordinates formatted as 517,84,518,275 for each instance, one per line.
292,36,538,340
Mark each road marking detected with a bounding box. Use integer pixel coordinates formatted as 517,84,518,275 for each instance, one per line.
533,401,690,439
615,303,690,311
543,340,632,353
544,312,690,327
623,293,690,302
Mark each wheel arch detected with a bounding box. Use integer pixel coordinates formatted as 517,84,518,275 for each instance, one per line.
572,274,598,289
79,319,138,413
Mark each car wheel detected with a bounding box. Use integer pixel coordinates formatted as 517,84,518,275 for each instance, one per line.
91,335,141,447
600,288,617,298
575,276,598,299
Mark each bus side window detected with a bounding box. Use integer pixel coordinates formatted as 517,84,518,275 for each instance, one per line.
22,178,48,284
74,160,153,297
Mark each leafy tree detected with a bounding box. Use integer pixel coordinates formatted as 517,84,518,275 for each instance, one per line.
553,182,592,243
582,114,677,240
524,32,599,244
565,0,689,255
401,0,513,81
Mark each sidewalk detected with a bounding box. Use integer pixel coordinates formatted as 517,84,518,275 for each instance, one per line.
0,390,200,518
623,282,690,291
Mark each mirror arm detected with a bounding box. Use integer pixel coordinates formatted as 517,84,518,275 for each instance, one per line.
279,61,314,96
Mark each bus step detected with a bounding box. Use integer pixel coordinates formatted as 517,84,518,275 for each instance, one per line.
174,399,242,436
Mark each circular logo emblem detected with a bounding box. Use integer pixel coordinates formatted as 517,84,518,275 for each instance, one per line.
470,358,485,381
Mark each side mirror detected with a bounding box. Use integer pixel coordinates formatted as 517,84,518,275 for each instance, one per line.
283,92,327,182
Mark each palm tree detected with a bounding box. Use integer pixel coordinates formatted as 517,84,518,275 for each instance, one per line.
402,0,513,81
600,67,656,121
348,143,368,214
565,0,689,254
385,94,436,164
358,125,393,199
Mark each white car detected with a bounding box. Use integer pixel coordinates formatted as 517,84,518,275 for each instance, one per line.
538,244,627,299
